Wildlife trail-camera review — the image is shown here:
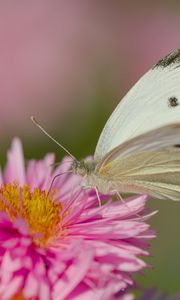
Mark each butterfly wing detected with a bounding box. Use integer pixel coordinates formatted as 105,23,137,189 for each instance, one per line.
96,124,180,168
94,49,180,160
96,125,180,200
98,149,180,200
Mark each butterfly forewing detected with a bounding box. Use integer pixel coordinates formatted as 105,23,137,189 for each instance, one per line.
94,49,180,160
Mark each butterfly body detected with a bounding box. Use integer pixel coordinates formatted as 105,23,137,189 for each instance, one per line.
71,159,112,194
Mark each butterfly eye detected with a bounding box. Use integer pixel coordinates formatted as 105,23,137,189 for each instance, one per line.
168,96,179,108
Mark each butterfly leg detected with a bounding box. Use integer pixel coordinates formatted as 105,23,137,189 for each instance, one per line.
115,191,131,210
82,185,102,207
114,191,141,218
94,186,102,207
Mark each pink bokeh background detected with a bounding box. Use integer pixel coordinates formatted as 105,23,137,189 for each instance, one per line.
0,1,180,137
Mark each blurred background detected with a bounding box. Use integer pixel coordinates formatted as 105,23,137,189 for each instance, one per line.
0,0,180,295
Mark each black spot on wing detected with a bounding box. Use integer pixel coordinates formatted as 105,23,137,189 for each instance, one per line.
153,49,180,69
168,96,179,108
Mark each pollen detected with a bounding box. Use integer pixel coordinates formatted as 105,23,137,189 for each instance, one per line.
0,182,65,247
11,291,36,300
11,292,30,300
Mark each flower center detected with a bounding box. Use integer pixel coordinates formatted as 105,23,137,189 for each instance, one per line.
0,182,65,247
11,292,33,300
11,291,36,300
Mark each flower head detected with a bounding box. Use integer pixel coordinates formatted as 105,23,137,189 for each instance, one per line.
0,138,156,300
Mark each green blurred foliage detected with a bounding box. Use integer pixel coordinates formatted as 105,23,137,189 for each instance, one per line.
136,199,180,293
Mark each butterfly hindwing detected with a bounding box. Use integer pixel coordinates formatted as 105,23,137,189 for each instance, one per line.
98,148,180,200
96,124,180,200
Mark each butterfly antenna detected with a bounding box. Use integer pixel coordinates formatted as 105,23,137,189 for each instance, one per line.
31,116,75,159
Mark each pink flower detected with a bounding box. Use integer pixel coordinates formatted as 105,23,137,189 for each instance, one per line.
0,138,156,300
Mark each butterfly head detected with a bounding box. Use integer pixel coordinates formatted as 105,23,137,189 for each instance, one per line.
72,159,96,176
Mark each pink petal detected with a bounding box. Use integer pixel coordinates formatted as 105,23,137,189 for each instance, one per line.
39,280,51,300
26,153,55,190
0,167,4,185
53,249,93,300
24,273,39,298
4,138,26,185
0,275,23,299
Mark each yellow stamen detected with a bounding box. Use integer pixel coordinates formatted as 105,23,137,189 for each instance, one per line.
0,182,66,247
11,291,34,300
11,292,27,300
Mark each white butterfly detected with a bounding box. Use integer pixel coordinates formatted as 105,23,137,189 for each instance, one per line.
32,49,180,200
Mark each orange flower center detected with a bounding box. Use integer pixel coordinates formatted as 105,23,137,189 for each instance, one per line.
10,291,37,300
0,182,66,247
11,292,35,300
